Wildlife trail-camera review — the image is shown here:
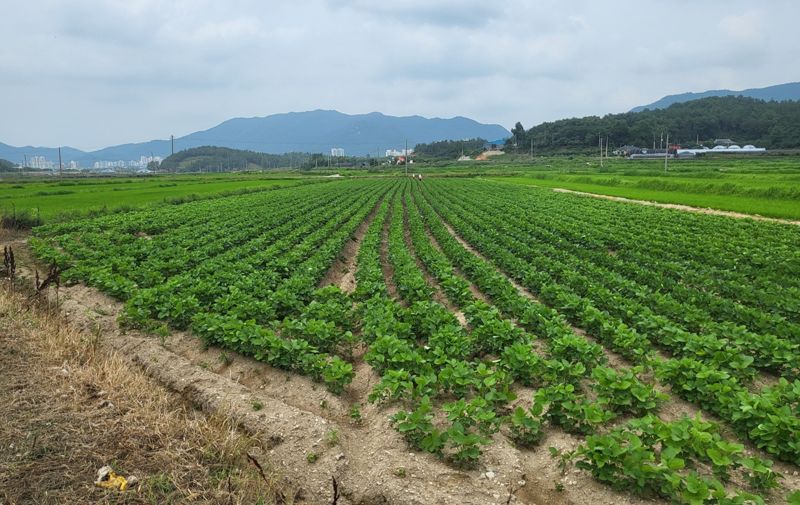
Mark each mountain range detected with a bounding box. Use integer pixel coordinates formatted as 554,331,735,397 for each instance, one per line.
630,82,800,112
0,110,510,166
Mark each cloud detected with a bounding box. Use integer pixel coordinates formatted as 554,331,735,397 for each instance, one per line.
327,0,502,28
719,10,765,44
0,0,798,150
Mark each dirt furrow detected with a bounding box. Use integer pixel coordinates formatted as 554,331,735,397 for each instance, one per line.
401,196,467,326
319,196,385,293
424,225,491,305
379,200,404,305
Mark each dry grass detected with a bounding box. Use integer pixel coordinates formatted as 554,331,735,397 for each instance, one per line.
0,286,289,505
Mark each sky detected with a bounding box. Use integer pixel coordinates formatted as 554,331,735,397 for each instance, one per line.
1,0,798,151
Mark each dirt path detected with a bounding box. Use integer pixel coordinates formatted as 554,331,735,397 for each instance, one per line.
551,188,800,226
319,196,385,293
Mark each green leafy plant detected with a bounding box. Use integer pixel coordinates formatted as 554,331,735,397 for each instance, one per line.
508,403,544,447
592,365,667,416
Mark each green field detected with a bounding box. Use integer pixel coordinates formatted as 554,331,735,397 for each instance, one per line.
3,155,800,224
468,156,800,220
0,173,306,221
30,177,800,503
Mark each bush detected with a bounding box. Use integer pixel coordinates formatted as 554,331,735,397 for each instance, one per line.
1,208,42,229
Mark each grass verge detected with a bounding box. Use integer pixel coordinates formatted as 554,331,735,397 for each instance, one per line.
0,284,287,504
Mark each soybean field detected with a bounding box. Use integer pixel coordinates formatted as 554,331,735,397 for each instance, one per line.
30,177,800,504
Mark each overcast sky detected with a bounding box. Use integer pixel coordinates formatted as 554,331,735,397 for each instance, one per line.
1,0,798,150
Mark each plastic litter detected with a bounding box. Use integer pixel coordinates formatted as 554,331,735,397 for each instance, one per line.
95,465,135,491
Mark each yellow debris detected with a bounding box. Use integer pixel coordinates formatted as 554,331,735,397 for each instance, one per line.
94,465,129,491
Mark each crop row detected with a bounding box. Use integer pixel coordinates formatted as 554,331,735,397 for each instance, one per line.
33,179,393,392
423,179,800,465
362,184,682,471
427,181,798,378
378,182,788,502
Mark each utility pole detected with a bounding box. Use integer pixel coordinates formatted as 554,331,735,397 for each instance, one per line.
530,138,533,158
171,135,174,156
664,133,670,172
405,139,408,176
605,136,609,160
599,134,603,168
58,147,63,180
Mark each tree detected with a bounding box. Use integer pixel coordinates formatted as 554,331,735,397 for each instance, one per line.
509,122,526,151
414,138,487,159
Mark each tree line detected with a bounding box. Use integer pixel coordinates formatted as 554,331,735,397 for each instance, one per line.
0,159,16,172
413,138,487,159
158,146,373,172
506,96,800,151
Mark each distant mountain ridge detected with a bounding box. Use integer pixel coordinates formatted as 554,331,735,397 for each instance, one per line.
630,82,800,112
0,110,510,166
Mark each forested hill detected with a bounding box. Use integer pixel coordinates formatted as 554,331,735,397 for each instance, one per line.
159,146,321,172
0,159,15,172
509,96,800,151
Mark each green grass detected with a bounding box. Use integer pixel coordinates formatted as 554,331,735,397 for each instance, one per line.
437,154,800,220
0,174,305,221
485,177,800,220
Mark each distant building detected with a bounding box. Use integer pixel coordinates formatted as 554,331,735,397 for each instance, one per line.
331,147,345,157
28,155,55,169
483,139,506,151
614,145,642,156
385,148,413,157
714,138,734,146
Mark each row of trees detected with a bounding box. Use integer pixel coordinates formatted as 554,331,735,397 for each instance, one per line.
159,146,381,172
507,96,800,151
0,159,16,172
413,138,487,159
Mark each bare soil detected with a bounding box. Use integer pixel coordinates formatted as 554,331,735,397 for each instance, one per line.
380,201,403,304
475,151,505,161
319,198,384,293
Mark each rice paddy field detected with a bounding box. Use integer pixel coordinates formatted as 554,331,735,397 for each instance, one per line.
0,173,304,222
478,155,800,220
22,174,800,504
